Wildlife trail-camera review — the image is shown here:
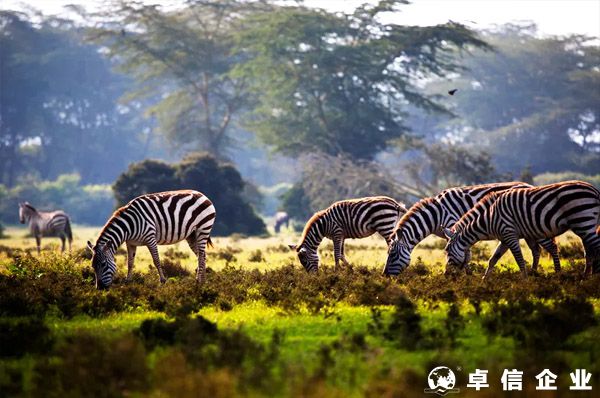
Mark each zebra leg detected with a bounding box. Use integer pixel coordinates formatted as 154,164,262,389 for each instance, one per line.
340,239,350,266
60,236,66,253
126,243,137,282
483,242,509,280
538,238,561,273
35,235,41,255
187,232,209,283
332,234,343,271
506,238,528,278
581,236,600,275
196,238,209,284
147,242,166,284
524,238,540,272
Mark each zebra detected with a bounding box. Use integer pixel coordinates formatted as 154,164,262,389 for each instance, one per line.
274,211,290,233
384,182,561,275
444,180,600,279
18,202,73,254
86,190,216,289
289,196,406,272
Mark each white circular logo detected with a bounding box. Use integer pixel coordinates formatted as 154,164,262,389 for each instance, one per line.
425,366,459,396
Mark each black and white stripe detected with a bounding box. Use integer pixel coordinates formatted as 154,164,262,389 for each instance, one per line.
19,202,73,253
444,180,600,278
289,196,406,272
87,190,216,289
384,182,561,275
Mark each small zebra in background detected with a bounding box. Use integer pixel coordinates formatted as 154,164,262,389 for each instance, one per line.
444,180,600,279
274,211,290,233
289,196,406,272
87,190,216,289
19,202,73,254
384,182,561,275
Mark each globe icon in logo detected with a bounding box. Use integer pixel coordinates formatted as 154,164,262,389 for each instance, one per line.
424,366,460,396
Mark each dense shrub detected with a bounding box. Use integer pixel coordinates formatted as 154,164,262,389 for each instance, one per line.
112,152,267,236
0,317,53,357
482,297,597,351
112,159,180,205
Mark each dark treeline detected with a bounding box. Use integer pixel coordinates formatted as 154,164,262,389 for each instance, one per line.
1,1,599,226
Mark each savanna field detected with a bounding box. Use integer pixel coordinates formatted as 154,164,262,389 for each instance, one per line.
1,225,599,398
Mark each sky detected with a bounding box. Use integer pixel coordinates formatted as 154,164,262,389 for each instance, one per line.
1,0,599,38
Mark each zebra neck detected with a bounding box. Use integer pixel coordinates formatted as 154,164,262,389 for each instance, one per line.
301,224,325,252
404,202,445,246
97,218,129,254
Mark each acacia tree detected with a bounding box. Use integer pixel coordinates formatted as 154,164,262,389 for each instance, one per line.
86,0,268,157
233,1,489,160
437,24,600,174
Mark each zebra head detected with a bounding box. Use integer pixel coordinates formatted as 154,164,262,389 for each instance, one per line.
443,228,468,271
87,241,117,289
18,202,33,224
288,244,319,272
384,238,411,275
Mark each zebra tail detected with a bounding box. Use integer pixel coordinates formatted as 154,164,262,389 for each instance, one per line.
207,237,214,249
65,218,73,242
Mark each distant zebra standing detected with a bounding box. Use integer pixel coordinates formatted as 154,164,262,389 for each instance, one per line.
289,196,406,272
87,190,216,289
19,202,73,254
444,181,600,279
274,211,290,233
384,182,561,275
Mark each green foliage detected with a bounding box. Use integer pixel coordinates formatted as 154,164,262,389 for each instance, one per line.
280,182,313,221
482,297,596,350
112,160,179,205
439,24,600,174
0,174,114,225
86,0,267,157
112,152,266,236
0,246,599,397
233,2,489,160
0,11,150,187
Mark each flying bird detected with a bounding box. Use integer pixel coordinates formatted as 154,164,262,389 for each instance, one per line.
448,89,458,96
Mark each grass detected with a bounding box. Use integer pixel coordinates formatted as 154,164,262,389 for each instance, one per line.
1,225,599,397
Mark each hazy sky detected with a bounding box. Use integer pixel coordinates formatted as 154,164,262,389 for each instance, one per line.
2,0,599,38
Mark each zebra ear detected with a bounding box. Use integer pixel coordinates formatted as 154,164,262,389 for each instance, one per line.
86,241,94,252
288,244,298,251
443,228,455,240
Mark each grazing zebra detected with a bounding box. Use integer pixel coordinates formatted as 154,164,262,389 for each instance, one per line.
384,182,561,275
289,196,407,272
274,211,290,233
444,180,600,279
18,202,73,254
86,190,216,289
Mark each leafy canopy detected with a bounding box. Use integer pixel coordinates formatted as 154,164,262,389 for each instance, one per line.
233,1,489,160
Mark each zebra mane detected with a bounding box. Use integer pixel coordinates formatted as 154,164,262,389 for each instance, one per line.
22,202,37,212
298,209,327,247
395,196,437,229
454,191,500,233
96,203,130,245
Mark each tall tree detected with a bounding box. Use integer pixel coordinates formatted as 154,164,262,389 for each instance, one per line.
86,0,268,158
233,1,489,160
436,24,600,174
0,10,149,186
